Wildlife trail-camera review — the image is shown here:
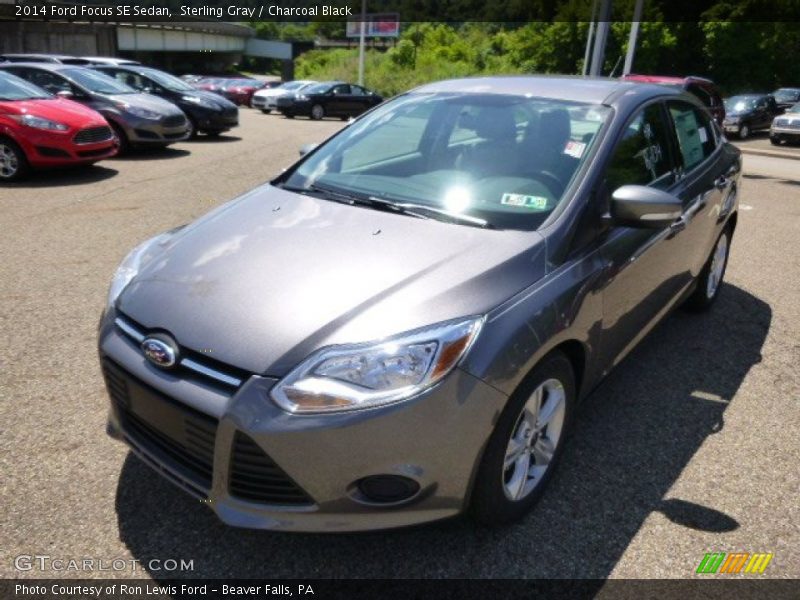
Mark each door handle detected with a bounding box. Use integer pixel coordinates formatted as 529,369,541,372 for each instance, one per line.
669,217,687,234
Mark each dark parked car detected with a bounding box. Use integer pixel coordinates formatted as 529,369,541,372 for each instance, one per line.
0,63,190,150
277,81,383,120
100,76,741,531
771,87,800,110
722,94,782,139
0,71,117,181
93,65,239,137
770,102,800,145
623,74,726,125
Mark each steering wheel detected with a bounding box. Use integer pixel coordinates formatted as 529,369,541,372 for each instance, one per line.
530,169,564,197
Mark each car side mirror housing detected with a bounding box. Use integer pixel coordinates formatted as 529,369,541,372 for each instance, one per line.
299,143,318,157
608,185,683,229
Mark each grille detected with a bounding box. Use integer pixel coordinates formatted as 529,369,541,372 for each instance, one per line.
229,432,313,505
35,146,70,158
775,118,800,130
103,360,217,491
114,312,249,389
73,125,113,144
163,114,187,128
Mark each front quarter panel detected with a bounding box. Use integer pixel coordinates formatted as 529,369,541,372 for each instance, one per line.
462,245,606,399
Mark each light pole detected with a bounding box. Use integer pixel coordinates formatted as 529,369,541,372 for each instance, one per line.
357,0,366,86
623,0,644,76
589,0,612,77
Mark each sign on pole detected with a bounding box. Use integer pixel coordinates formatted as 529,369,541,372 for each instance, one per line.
346,14,400,38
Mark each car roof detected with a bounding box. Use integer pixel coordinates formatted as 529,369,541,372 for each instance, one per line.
0,62,75,71
410,75,677,105
1,53,77,62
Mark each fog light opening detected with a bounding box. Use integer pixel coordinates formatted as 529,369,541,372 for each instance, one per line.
354,475,421,505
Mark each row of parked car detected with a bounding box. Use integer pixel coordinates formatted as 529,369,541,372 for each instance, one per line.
0,53,241,181
622,74,800,144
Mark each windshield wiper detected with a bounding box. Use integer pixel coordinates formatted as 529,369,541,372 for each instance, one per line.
280,182,492,228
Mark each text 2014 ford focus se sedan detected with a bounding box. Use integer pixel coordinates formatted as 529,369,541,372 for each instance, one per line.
99,76,740,531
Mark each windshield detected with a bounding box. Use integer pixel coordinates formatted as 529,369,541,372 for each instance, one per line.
139,67,194,92
788,103,800,114
0,71,52,101
773,89,800,102
278,92,610,231
61,68,134,94
724,96,757,112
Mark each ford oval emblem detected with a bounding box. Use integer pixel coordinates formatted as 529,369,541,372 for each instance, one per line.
141,336,178,369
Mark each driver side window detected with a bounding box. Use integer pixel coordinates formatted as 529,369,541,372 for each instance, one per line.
606,103,674,193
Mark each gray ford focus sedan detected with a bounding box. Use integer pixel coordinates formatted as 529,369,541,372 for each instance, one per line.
99,76,740,531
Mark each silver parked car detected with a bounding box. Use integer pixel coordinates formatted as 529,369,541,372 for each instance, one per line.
0,63,190,150
251,79,316,113
99,76,741,531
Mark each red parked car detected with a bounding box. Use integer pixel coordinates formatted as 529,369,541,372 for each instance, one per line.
220,78,267,106
0,71,117,181
622,74,726,125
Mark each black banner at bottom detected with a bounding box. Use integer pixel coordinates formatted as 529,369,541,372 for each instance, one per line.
2,579,798,600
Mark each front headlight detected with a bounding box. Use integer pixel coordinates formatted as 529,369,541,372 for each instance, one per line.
182,95,214,108
106,231,174,308
124,105,163,120
271,317,484,414
15,114,69,131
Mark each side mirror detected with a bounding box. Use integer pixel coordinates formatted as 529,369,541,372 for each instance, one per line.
299,143,318,157
56,90,74,99
608,185,683,229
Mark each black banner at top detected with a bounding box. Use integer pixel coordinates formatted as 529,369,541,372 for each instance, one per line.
5,0,800,23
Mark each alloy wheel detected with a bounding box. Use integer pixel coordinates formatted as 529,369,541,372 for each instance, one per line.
311,104,324,120
502,378,567,502
0,143,20,179
706,231,729,299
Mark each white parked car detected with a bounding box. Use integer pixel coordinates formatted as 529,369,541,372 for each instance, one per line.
251,80,317,113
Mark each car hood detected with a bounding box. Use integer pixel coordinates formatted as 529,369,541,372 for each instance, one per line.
180,90,236,110
108,92,184,115
0,97,107,127
118,185,547,376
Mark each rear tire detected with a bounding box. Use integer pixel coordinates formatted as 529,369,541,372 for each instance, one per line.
0,137,28,182
261,109,272,114
770,136,781,146
284,112,295,119
684,226,732,312
470,352,575,526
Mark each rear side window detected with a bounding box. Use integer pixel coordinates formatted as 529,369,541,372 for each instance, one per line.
668,102,716,171
606,103,674,192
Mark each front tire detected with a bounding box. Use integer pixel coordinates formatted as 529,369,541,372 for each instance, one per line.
261,109,272,114
0,137,28,182
310,104,325,120
470,352,575,526
109,122,129,153
738,124,750,140
684,227,731,312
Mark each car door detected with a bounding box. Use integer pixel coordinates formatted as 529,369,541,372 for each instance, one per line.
754,97,771,129
349,85,375,116
327,84,352,116
666,100,736,278
597,101,694,370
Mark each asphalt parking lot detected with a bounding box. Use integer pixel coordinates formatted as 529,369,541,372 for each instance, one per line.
1,109,798,580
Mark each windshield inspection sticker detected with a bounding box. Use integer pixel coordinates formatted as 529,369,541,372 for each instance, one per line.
501,193,549,210
564,140,586,158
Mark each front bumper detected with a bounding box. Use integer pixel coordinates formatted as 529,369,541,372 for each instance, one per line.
770,125,800,139
120,113,191,145
19,125,117,167
99,312,507,532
